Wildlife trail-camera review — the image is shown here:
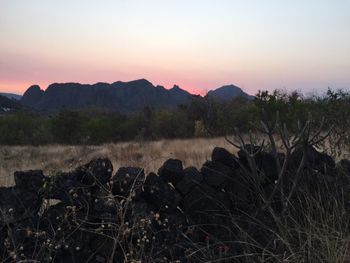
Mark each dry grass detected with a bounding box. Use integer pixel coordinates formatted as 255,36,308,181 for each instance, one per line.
0,137,235,187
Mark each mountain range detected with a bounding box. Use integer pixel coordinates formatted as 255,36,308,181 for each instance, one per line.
3,79,253,113
207,84,254,101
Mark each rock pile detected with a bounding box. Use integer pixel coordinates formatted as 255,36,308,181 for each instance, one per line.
0,145,349,262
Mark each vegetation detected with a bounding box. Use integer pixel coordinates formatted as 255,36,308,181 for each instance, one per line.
0,89,349,150
0,137,232,186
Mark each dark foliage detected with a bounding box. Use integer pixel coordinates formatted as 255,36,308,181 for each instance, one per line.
0,89,349,149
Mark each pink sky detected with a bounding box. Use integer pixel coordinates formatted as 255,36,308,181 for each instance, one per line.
1,1,349,96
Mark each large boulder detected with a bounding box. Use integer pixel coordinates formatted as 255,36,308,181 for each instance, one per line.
112,167,145,199
211,147,239,169
158,159,184,184
0,187,43,223
181,184,231,241
174,167,203,196
74,158,113,186
41,171,80,200
290,145,335,174
340,159,350,176
181,184,230,214
201,160,235,189
237,145,278,184
142,173,182,212
14,170,46,192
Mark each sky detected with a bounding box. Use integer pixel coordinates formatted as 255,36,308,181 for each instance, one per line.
0,0,349,95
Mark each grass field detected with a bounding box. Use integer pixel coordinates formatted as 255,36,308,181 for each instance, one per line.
0,137,235,186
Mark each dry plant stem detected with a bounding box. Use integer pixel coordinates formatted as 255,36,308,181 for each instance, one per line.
229,112,332,218
284,150,307,209
109,168,145,262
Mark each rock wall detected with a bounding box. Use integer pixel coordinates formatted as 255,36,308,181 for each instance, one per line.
0,145,349,262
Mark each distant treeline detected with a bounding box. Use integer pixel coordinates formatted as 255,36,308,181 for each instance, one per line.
0,89,349,146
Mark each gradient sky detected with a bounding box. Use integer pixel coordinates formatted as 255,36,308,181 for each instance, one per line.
1,0,349,95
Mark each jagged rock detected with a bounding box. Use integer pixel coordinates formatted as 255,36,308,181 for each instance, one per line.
93,195,120,215
181,184,230,213
74,158,113,186
290,145,335,174
40,202,66,231
259,152,279,184
41,171,80,200
112,167,145,198
181,184,231,241
150,211,188,259
237,145,279,185
158,159,184,184
0,187,42,223
125,200,153,225
340,159,350,176
201,161,234,189
142,173,181,212
174,167,203,195
238,144,261,159
14,170,46,192
212,147,239,169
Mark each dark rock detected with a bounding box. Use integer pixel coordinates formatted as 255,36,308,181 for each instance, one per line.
53,230,95,263
174,167,203,195
237,145,279,185
14,170,45,192
181,184,230,213
112,167,144,198
92,195,120,215
290,145,335,173
125,200,153,225
238,144,261,159
224,170,261,213
158,159,183,184
259,152,279,185
142,173,181,212
150,211,188,259
237,144,263,173
88,233,116,261
340,159,350,176
41,171,80,200
74,158,113,186
181,184,231,241
0,187,42,223
201,161,234,189
211,147,239,169
40,202,66,232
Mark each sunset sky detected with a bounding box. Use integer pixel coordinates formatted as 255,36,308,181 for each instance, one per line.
0,0,349,95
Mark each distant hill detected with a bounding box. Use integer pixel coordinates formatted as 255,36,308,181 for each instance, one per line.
0,92,22,100
21,79,193,113
207,85,253,100
20,79,253,113
0,95,23,113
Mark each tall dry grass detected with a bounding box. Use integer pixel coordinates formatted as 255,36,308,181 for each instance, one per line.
0,137,235,186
